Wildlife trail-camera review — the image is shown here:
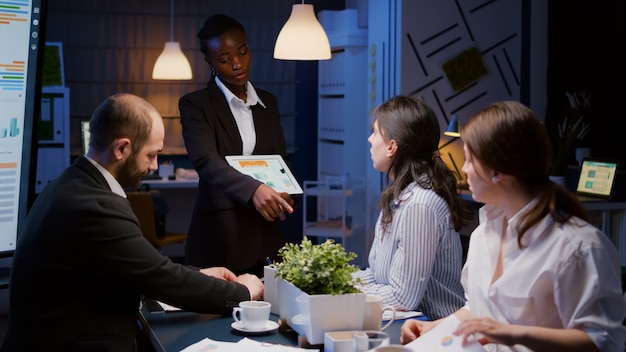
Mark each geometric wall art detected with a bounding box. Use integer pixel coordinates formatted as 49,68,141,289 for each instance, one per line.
400,0,523,184
363,0,534,249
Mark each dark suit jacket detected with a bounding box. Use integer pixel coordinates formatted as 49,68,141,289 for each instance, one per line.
2,157,250,351
179,79,290,275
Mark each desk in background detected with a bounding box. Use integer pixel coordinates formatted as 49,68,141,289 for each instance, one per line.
142,178,198,189
138,307,405,352
583,201,626,246
460,190,626,265
141,178,198,234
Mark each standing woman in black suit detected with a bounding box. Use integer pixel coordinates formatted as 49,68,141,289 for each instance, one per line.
179,14,294,277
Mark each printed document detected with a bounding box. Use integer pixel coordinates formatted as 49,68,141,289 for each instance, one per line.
180,337,318,352
405,315,486,351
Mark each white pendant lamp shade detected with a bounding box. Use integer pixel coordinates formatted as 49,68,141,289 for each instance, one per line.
274,4,331,60
152,0,193,80
152,42,193,80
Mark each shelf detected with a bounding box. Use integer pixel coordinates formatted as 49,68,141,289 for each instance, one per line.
37,88,70,193
304,221,352,238
303,186,354,197
159,147,188,156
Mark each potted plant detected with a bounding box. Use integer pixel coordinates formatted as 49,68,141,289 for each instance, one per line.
274,237,366,344
548,91,591,184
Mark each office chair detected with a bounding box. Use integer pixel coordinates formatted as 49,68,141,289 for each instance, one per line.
126,190,187,251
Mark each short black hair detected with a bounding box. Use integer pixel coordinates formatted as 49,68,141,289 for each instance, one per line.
198,14,245,58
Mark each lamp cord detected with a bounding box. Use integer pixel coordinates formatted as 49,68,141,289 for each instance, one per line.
169,0,174,42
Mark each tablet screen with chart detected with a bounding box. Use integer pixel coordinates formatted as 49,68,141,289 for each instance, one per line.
226,155,302,195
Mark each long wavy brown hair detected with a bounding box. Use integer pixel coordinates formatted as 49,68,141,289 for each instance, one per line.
372,95,473,233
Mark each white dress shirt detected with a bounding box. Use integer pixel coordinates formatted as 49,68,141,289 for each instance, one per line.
463,200,626,352
353,181,465,319
215,76,265,156
84,155,126,198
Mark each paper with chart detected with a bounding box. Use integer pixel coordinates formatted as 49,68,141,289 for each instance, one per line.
405,315,486,351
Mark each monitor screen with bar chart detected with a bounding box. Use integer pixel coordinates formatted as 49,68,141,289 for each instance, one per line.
0,0,47,255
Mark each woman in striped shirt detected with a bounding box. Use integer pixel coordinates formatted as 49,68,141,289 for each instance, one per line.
353,95,473,319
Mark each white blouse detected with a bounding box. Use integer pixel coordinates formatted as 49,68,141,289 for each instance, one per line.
215,76,264,156
463,201,626,352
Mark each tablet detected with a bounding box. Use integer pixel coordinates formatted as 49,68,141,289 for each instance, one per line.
225,154,303,195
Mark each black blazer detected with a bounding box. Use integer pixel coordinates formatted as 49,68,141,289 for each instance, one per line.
2,157,250,351
179,79,290,274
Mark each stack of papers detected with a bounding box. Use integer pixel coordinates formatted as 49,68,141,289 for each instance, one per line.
383,310,423,321
181,337,319,352
155,301,181,312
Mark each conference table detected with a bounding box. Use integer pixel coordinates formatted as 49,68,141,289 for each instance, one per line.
138,304,410,351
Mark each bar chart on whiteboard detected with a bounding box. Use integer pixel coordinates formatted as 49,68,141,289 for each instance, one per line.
0,0,31,97
0,0,39,252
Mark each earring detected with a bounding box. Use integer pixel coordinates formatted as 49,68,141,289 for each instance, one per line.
210,65,217,76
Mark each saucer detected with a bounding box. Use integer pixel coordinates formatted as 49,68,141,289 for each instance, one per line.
231,320,279,335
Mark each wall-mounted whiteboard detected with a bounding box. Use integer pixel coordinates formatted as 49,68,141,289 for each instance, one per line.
0,0,47,255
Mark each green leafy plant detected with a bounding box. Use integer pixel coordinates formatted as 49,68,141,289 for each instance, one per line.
549,91,591,176
275,237,361,295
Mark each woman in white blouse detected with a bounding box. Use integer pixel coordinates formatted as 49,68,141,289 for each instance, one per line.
400,101,625,352
353,96,473,319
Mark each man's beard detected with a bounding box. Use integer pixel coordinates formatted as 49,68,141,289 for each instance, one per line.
117,152,143,189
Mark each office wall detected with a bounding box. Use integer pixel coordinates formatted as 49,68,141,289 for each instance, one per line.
44,0,297,159
364,0,548,247
45,0,294,116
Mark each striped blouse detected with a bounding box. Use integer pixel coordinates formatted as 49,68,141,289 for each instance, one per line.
352,181,465,319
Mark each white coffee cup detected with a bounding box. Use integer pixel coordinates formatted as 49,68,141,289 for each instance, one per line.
232,301,271,330
362,294,396,331
352,330,390,351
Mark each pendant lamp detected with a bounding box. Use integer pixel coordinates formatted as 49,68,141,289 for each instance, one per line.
273,2,331,60
152,0,192,80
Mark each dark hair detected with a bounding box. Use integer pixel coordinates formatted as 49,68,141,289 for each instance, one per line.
373,95,473,232
462,100,588,247
88,93,153,154
198,14,246,59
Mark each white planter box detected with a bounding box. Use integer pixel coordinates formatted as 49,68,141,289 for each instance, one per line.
276,278,366,345
263,265,279,314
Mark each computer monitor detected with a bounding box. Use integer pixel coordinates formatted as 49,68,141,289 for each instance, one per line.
575,158,619,200
0,0,48,256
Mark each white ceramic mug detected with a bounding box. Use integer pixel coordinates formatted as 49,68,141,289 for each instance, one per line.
232,301,271,330
362,294,396,331
352,330,390,352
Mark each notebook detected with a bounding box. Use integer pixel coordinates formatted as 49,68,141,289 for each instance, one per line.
142,297,182,313
575,158,619,201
